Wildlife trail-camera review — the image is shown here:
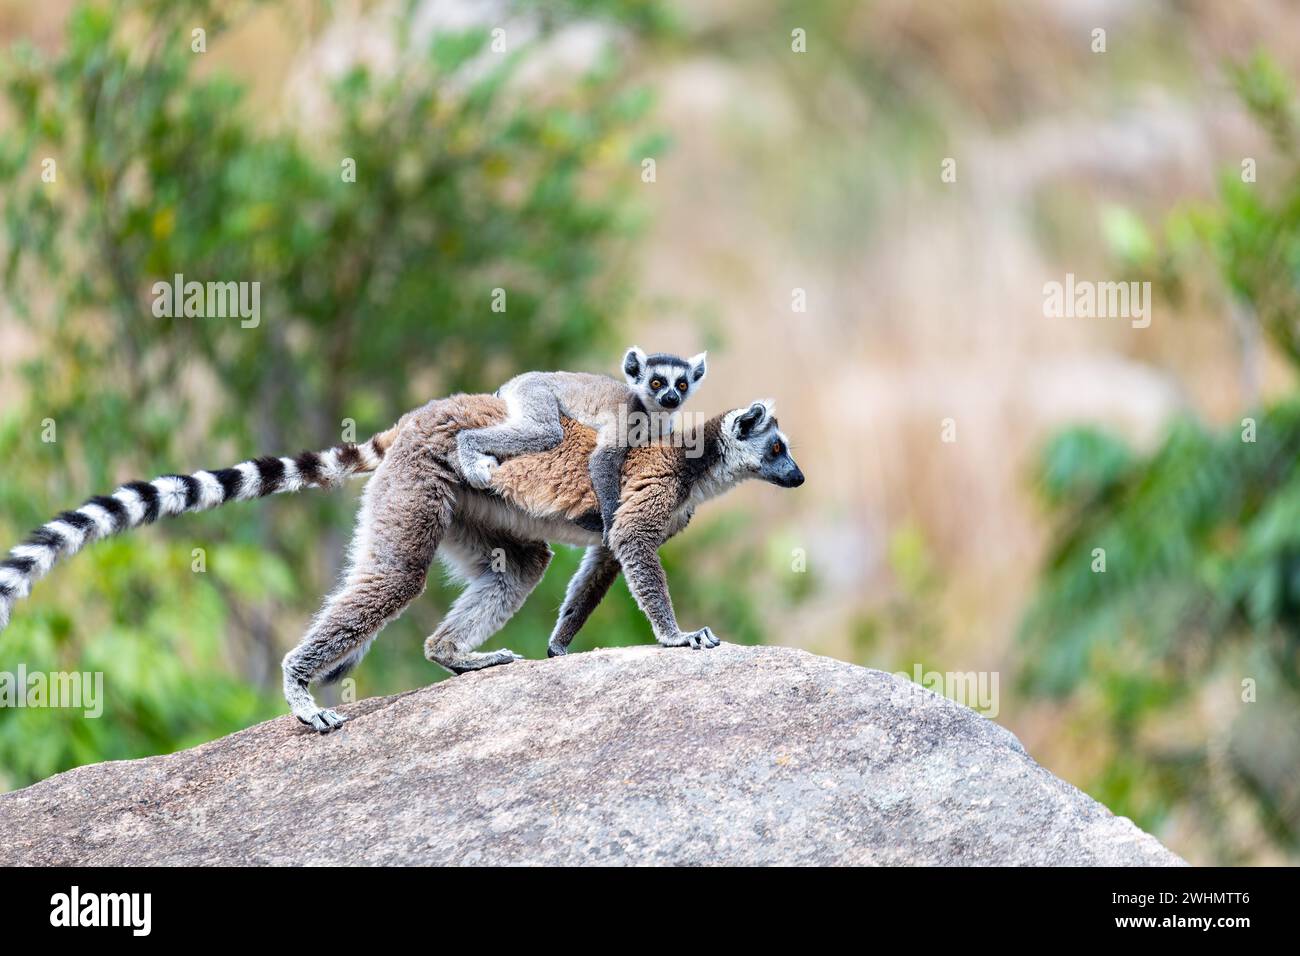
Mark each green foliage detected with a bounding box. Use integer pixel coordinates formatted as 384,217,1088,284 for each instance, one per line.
1021,53,1300,857
843,523,945,672
1025,405,1300,694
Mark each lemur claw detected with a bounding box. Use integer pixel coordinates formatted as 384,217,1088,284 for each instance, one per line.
298,708,347,734
690,626,719,649
663,626,720,650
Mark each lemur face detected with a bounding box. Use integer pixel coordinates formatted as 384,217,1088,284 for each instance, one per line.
725,400,804,488
623,347,708,413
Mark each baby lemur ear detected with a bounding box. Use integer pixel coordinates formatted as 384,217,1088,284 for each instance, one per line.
734,401,769,439
688,351,708,383
623,346,647,384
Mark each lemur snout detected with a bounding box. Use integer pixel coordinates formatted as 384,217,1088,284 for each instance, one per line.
659,391,681,409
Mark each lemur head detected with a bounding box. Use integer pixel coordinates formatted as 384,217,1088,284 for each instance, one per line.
623,346,708,412
718,399,803,488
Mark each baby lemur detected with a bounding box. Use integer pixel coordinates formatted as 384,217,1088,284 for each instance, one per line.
457,347,708,538
0,386,804,734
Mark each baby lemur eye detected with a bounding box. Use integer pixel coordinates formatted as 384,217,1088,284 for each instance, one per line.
650,378,664,390
676,380,688,392
771,441,783,455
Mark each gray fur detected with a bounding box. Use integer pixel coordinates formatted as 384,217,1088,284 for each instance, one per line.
423,524,553,674
588,444,627,539
546,545,621,657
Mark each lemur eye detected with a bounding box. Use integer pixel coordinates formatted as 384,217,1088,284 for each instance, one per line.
676,380,688,392
771,441,783,455
650,378,664,390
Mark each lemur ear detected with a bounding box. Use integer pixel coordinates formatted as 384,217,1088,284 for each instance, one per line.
688,351,708,383
623,346,647,384
734,401,769,439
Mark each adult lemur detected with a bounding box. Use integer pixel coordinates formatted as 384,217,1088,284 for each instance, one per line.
0,393,803,733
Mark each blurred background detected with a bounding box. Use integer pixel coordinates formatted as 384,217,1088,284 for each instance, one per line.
3,0,1300,865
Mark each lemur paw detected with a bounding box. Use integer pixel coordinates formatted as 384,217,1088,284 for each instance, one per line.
661,626,720,650
430,646,524,674
547,641,568,658
462,455,499,490
297,707,348,734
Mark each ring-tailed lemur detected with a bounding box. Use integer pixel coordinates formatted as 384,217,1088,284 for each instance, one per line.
456,347,707,540
0,392,803,734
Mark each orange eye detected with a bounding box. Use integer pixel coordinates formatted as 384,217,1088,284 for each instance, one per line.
676,381,688,392
771,441,783,455
650,379,663,390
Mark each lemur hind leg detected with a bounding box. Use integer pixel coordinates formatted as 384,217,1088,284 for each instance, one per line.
282,434,454,733
424,523,553,674
547,544,621,657
456,376,564,489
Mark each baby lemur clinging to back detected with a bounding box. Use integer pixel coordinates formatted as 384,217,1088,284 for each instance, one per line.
456,346,708,538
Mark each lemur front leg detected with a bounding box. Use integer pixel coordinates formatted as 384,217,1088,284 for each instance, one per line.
547,544,621,657
456,379,563,489
424,523,553,674
609,506,719,651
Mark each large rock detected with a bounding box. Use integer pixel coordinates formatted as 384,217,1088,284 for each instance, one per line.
0,644,1183,865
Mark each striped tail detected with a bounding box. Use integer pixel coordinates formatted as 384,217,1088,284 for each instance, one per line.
0,427,399,633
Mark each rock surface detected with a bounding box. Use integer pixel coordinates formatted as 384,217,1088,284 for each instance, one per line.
0,644,1183,865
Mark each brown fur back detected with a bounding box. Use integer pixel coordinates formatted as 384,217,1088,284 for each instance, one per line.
393,392,684,522
492,416,601,519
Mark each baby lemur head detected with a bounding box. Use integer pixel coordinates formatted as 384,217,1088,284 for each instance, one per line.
623,346,708,412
